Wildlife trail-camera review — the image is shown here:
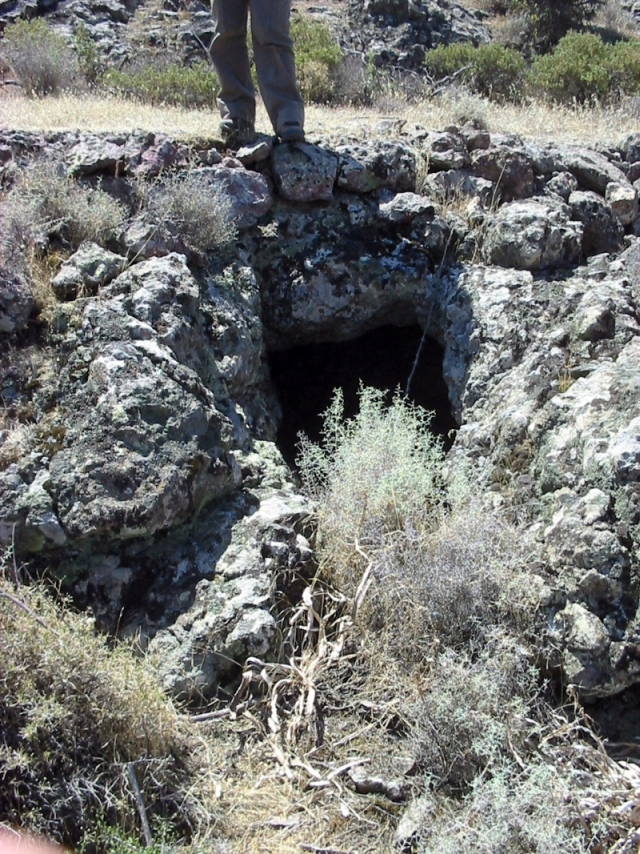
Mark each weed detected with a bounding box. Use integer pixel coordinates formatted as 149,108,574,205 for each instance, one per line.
291,14,342,103
1,19,78,96
0,572,199,849
1,161,125,258
138,170,237,254
103,62,219,110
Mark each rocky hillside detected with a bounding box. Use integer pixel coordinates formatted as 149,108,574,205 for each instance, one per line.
2,123,640,708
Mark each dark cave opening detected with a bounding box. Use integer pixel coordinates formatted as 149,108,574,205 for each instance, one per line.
268,324,457,469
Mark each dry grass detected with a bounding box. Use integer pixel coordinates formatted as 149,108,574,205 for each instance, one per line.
2,89,640,147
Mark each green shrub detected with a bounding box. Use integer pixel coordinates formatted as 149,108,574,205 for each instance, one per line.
139,170,237,253
607,38,640,95
1,19,78,95
74,21,103,85
103,61,218,108
291,14,342,103
0,573,196,848
425,42,525,100
527,31,638,103
298,386,445,589
2,162,125,257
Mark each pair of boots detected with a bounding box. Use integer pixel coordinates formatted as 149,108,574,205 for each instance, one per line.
220,118,305,147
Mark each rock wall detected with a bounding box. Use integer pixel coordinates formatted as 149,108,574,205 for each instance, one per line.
1,123,640,700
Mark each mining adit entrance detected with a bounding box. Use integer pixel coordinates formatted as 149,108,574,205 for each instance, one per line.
268,324,457,468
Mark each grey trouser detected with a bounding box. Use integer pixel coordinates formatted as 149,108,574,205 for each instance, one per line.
210,0,305,134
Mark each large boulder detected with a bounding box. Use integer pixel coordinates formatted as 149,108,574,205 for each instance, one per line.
484,200,582,270
569,190,625,256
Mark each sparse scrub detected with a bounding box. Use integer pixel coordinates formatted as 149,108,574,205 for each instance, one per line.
1,19,78,96
291,14,342,103
103,62,219,109
0,570,198,849
139,170,237,253
74,22,104,86
2,161,125,258
425,42,526,100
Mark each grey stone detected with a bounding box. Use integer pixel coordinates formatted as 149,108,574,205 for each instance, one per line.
605,181,638,226
68,137,124,176
335,140,416,193
545,171,579,201
422,131,469,171
569,190,625,256
51,242,125,300
236,138,273,166
484,200,582,270
378,192,436,224
0,268,33,333
272,142,338,201
470,145,534,200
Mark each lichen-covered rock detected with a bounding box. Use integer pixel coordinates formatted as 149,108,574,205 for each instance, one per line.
195,164,272,228
605,180,639,226
569,190,625,256
484,200,582,270
68,137,125,176
378,192,436,224
545,171,579,201
421,169,493,204
335,140,416,193
150,488,313,700
470,144,534,200
272,142,338,201
51,242,125,300
421,131,469,171
0,268,33,333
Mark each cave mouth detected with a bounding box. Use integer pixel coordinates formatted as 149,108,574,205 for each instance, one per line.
268,324,457,469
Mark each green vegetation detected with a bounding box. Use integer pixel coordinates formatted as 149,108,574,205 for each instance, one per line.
74,22,104,86
103,62,219,109
426,32,640,105
0,570,198,849
425,42,526,100
291,14,342,103
138,171,237,253
1,19,78,95
529,31,640,103
2,162,125,258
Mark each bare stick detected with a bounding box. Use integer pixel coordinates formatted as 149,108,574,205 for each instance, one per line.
127,763,153,848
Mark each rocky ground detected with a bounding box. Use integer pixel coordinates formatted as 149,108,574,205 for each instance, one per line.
1,123,640,709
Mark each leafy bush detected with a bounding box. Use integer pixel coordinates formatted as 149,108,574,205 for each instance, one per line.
2,162,125,257
528,32,640,103
0,572,197,848
1,19,78,96
291,14,342,103
298,386,445,589
509,0,604,48
74,21,104,85
103,61,219,108
138,170,237,253
425,42,526,100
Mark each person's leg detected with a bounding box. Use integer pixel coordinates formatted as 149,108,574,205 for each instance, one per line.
210,0,256,129
249,0,304,137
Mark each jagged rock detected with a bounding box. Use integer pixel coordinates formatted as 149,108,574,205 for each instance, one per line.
550,603,611,694
378,192,436,224
484,200,582,270
67,137,125,176
559,147,631,194
150,489,312,700
193,164,272,229
470,145,534,200
272,142,338,201
569,190,625,256
421,169,493,204
0,268,33,333
606,181,639,226
422,131,469,171
545,171,579,201
335,140,416,193
394,795,436,850
620,132,640,164
348,766,409,802
236,138,273,166
51,242,125,299
125,135,188,177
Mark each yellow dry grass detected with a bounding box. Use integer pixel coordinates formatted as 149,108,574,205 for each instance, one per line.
1,89,638,147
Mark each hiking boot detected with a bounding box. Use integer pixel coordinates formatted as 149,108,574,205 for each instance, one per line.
278,121,305,143
219,118,256,147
